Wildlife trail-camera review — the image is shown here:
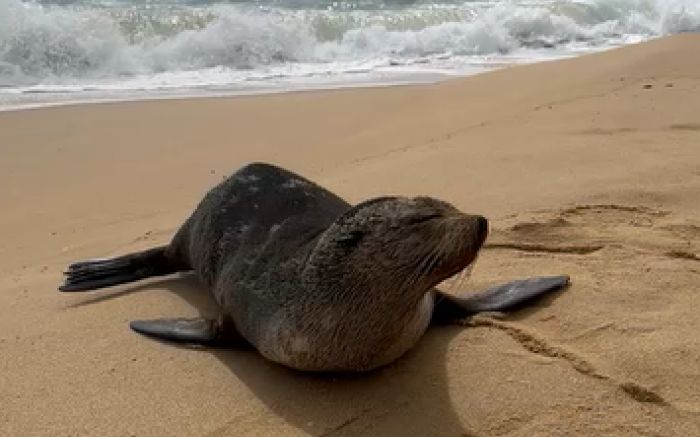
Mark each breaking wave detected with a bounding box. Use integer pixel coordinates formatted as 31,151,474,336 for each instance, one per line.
0,0,698,94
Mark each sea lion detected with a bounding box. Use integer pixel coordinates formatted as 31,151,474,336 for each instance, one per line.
59,162,568,372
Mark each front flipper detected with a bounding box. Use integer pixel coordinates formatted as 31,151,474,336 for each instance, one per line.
432,275,570,324
130,316,244,346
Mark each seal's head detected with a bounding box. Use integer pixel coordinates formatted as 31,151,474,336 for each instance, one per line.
306,196,488,299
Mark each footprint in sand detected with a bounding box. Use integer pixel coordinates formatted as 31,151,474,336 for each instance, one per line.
485,204,698,262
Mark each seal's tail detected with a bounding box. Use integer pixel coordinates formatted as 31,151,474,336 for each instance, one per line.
59,246,183,292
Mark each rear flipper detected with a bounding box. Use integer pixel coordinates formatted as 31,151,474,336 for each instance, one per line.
130,316,245,347
59,246,185,292
432,275,570,324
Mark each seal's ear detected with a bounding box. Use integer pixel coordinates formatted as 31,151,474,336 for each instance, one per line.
337,230,364,249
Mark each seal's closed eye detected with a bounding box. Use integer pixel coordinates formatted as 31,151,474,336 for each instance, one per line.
406,213,442,225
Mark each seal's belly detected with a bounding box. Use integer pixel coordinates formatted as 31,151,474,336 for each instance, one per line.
256,293,434,372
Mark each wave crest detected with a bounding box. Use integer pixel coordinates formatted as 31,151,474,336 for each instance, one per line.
1,0,698,86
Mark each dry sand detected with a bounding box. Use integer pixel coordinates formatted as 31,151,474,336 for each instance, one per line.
1,34,699,436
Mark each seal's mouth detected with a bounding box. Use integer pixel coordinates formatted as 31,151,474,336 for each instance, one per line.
429,249,480,286
438,252,480,293
415,213,488,289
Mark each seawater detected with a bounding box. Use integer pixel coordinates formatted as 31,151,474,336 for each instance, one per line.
1,0,698,109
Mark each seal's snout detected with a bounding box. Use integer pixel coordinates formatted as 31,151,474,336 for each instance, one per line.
449,213,488,248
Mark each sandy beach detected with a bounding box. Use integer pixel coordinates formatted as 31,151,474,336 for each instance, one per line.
1,34,699,436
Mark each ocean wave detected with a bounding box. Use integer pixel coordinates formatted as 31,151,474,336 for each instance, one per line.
0,0,698,86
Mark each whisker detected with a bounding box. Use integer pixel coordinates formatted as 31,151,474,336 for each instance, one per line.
408,240,442,287
450,263,473,293
455,250,481,292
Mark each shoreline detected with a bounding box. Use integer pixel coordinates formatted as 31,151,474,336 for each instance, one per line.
0,44,612,113
1,34,698,436
0,73,444,114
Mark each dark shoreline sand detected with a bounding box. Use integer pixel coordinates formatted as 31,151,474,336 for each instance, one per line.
1,34,698,436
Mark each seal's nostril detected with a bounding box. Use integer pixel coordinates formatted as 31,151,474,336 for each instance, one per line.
477,216,488,237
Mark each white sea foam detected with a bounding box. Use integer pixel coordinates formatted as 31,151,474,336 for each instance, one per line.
0,0,698,108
